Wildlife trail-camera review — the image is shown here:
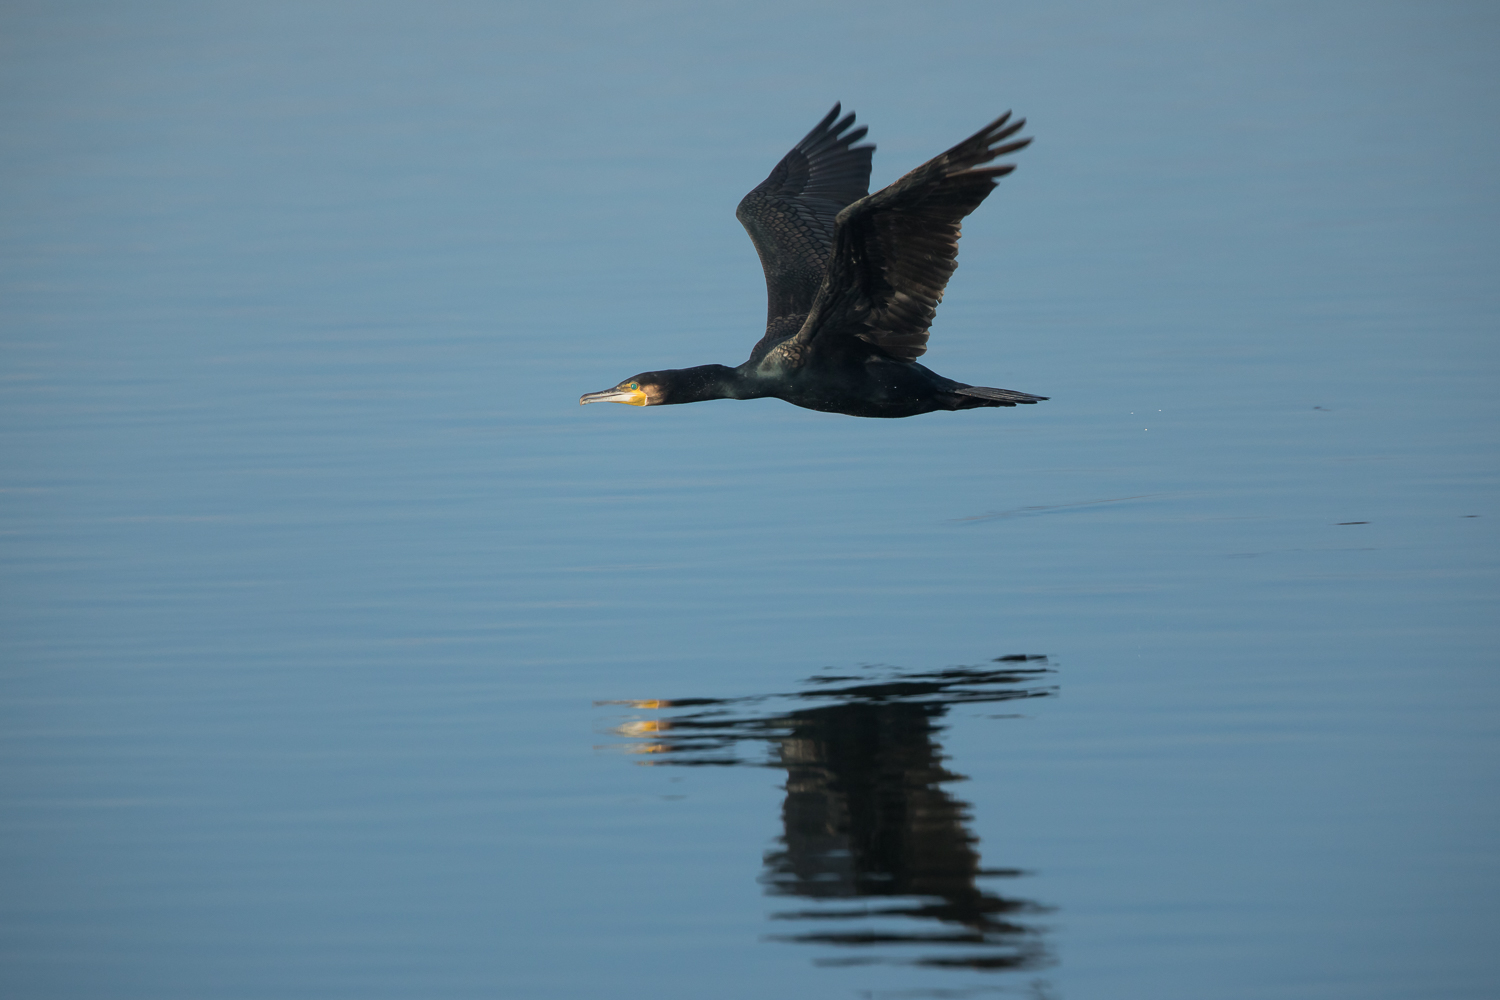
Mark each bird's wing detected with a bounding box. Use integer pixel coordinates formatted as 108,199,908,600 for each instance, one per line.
736,104,874,332
771,112,1029,366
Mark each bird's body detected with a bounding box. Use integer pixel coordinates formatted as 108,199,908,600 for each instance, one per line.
581,105,1046,418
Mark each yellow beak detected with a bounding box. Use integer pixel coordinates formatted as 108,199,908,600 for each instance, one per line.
579,388,648,406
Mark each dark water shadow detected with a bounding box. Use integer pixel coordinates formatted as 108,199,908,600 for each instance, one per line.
598,657,1058,981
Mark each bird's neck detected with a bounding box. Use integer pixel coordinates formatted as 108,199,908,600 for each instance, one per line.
665,364,760,403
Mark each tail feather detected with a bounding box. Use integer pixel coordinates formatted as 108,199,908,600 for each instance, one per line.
954,385,1048,406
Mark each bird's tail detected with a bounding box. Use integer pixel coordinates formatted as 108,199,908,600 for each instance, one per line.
954,385,1048,406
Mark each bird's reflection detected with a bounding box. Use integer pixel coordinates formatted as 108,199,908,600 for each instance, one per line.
600,657,1056,976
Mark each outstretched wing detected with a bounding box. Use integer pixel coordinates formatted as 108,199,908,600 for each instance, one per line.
774,112,1029,365
735,104,874,333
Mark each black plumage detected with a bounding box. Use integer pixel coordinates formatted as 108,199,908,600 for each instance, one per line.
580,105,1047,419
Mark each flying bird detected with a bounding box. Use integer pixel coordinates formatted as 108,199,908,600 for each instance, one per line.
580,105,1046,419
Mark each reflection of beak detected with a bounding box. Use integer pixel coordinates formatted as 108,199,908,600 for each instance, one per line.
615,720,669,737
580,388,648,406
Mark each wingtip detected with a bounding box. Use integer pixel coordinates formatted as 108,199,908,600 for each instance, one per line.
939,110,1033,171
799,101,866,153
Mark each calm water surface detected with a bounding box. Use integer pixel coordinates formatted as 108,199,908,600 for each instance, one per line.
2,3,1497,998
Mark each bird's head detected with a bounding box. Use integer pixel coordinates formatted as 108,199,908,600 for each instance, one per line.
579,366,741,408
579,373,664,407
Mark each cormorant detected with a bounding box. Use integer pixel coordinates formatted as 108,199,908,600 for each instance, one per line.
580,105,1046,419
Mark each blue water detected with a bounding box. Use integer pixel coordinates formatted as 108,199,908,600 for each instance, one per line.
2,2,1497,997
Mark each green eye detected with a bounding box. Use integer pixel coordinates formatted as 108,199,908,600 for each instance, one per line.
628,382,639,390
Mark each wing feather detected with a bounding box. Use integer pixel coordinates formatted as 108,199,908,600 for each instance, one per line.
775,112,1030,365
735,105,875,332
